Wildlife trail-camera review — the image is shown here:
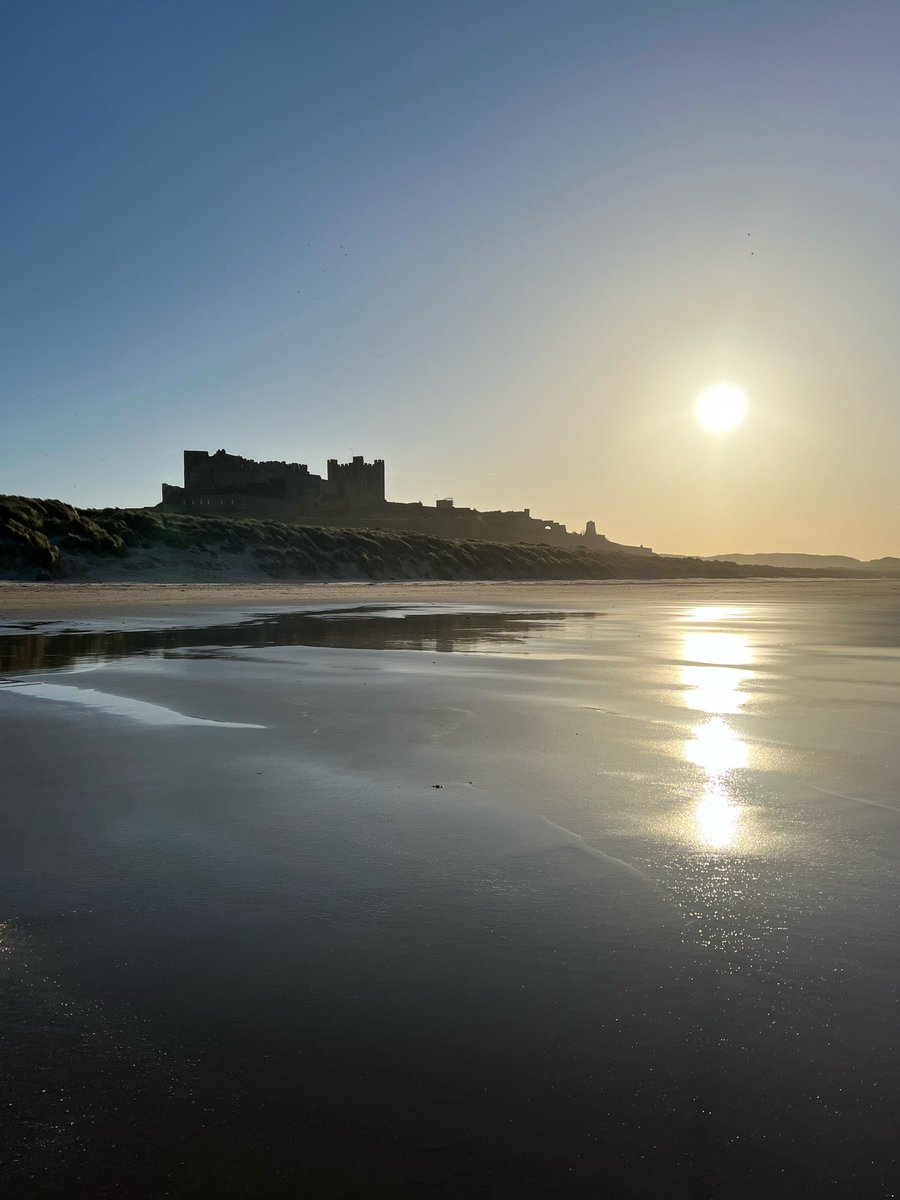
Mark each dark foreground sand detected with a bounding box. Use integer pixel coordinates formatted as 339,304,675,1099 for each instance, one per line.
2,584,898,1197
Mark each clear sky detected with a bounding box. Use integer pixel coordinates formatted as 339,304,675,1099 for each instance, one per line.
2,0,898,558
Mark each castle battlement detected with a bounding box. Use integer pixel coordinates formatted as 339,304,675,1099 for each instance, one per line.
159,448,651,554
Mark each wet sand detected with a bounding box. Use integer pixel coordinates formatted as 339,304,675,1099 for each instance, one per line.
1,586,899,1197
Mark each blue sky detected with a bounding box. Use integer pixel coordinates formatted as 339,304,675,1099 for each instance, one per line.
2,0,898,556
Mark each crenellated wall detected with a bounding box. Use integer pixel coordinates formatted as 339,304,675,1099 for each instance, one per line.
325,455,385,510
158,448,652,553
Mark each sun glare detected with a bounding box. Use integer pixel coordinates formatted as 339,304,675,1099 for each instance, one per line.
695,383,747,434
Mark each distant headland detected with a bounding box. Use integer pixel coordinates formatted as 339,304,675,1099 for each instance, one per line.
704,551,900,574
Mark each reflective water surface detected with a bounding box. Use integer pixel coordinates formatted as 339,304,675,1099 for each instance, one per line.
0,606,596,674
680,610,755,851
1,593,898,1198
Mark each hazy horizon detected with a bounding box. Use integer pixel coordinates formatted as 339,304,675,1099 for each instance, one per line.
2,1,898,559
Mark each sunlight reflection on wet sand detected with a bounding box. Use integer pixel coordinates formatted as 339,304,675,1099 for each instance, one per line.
679,608,754,851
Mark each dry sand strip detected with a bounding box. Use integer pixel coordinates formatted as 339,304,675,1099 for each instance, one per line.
0,577,893,622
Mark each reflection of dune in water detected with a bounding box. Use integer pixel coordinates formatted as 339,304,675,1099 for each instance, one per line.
0,607,596,676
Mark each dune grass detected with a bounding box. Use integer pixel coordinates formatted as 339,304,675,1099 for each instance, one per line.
0,495,865,582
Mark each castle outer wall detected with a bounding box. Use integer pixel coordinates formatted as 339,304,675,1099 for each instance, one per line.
159,449,652,554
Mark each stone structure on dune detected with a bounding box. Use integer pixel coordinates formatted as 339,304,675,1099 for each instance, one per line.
159,449,652,553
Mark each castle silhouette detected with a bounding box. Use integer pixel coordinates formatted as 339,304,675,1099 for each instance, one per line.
160,449,651,553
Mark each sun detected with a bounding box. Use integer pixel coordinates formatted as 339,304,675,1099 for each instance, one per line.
695,383,747,434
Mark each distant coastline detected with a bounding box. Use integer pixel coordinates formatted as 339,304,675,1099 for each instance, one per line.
705,551,900,573
1,494,893,584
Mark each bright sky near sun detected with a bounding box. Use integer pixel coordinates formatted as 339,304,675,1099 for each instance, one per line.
2,0,898,558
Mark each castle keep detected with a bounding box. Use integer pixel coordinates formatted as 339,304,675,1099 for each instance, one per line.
165,450,385,521
160,449,651,553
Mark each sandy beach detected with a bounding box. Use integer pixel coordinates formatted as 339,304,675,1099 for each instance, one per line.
2,582,899,1196
2,575,896,621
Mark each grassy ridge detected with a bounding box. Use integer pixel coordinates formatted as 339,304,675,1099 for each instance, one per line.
0,494,865,582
